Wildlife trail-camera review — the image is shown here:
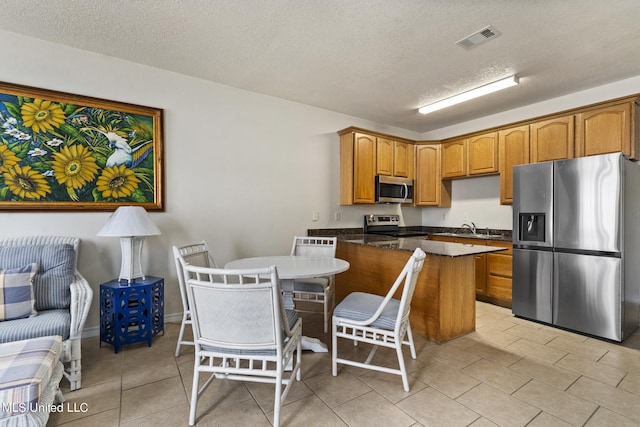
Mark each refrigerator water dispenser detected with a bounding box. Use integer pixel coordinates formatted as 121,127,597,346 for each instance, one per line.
519,213,545,242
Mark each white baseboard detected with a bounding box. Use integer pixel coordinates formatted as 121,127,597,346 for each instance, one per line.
164,312,183,323
82,326,99,338
82,312,184,338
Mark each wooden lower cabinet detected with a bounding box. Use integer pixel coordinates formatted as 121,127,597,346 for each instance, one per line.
455,237,487,294
336,242,476,343
474,253,487,294
486,241,513,306
427,236,512,308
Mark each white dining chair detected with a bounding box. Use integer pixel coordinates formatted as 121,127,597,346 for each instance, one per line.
183,263,302,427
171,241,218,357
290,236,337,333
331,247,426,392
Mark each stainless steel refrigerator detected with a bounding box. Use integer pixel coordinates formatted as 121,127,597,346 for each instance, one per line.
512,152,640,341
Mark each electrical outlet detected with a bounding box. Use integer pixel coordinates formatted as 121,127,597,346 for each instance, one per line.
463,213,469,222
334,211,340,221
312,211,319,221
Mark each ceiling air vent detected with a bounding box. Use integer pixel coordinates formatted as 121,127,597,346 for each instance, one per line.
456,25,501,50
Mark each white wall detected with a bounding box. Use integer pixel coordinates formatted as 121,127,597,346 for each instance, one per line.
420,176,512,230
0,30,421,331
2,30,640,332
419,75,640,230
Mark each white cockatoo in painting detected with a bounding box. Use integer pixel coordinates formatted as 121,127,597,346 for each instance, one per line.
83,127,153,167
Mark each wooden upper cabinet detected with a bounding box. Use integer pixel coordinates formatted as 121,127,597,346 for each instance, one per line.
378,138,413,178
340,131,376,204
415,144,451,207
530,115,575,162
441,139,467,178
499,125,530,205
376,138,393,176
353,133,377,203
575,101,638,159
393,140,413,178
467,132,498,175
442,134,499,179
339,97,638,206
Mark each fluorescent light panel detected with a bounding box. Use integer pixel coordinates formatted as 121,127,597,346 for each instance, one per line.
418,75,519,115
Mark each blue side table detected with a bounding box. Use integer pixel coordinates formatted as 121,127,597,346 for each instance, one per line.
99,276,164,353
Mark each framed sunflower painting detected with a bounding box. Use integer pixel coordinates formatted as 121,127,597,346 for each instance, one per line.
0,82,163,211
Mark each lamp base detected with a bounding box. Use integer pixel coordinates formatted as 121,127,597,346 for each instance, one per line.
119,236,147,284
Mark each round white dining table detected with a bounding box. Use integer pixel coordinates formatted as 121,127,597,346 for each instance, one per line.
224,255,350,352
225,255,349,280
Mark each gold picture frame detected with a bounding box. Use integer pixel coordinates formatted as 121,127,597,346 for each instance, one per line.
0,82,163,211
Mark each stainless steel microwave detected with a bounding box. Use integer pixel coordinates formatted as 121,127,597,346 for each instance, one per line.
375,175,413,203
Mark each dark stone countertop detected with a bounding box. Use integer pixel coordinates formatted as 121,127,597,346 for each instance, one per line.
308,227,512,242
335,234,507,257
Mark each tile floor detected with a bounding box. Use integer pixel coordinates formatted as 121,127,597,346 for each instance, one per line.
49,302,640,426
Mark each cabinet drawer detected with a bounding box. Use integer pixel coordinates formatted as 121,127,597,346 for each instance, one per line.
487,275,512,300
487,241,512,255
487,253,512,277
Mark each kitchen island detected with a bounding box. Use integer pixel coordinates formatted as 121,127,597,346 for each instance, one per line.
333,235,505,343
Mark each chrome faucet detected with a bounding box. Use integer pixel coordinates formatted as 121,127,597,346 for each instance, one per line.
461,222,477,234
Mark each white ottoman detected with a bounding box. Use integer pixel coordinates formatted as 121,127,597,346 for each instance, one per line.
0,336,64,427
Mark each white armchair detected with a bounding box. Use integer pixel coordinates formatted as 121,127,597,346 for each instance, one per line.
0,236,93,391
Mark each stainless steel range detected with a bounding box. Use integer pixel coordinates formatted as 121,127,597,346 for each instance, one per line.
363,214,429,238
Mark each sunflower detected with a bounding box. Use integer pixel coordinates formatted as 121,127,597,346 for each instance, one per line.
96,165,141,199
3,164,51,199
20,99,66,133
0,144,21,173
51,145,99,190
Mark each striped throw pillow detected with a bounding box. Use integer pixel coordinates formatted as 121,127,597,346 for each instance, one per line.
0,263,38,321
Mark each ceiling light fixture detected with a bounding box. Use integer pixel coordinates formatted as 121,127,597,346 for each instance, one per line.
418,75,519,115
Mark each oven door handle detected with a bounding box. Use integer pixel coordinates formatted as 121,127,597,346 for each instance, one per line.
402,183,408,201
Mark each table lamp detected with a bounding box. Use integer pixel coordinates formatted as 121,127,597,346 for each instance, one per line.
97,206,161,283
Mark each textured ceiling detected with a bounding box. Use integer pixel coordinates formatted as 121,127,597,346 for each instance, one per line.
1,0,639,133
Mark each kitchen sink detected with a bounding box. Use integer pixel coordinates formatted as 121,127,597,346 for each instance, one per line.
430,232,506,240
430,232,460,237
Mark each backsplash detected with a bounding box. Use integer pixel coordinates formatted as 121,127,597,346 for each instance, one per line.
308,226,512,240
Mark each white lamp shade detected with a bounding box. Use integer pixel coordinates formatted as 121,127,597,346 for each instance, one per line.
97,206,160,283
97,206,160,237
